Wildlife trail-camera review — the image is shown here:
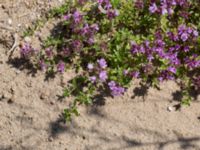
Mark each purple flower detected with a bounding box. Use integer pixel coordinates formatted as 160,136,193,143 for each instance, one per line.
193,30,199,37
20,43,37,58
108,81,125,96
123,70,129,75
168,66,176,74
161,6,168,15
72,40,82,52
97,58,107,69
107,9,119,19
73,11,82,24
134,0,144,9
131,71,140,78
158,70,175,82
87,63,94,70
89,76,96,83
187,27,193,34
149,3,158,13
180,32,189,41
63,48,71,57
178,25,187,35
57,61,65,73
183,46,189,52
81,23,90,35
45,48,53,58
88,37,95,45
91,24,99,31
64,14,71,20
39,60,47,71
131,41,140,54
99,70,108,82
168,8,174,15
184,56,200,70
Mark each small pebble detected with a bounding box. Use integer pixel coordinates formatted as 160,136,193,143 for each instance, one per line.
7,98,14,104
167,106,174,112
40,91,50,100
8,18,12,25
1,4,6,9
50,101,54,105
15,69,21,74
2,92,12,100
24,36,32,43
48,137,53,142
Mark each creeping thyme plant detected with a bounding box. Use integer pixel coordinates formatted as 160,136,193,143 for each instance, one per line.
20,0,200,121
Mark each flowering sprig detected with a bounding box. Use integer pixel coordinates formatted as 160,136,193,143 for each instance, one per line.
20,0,200,121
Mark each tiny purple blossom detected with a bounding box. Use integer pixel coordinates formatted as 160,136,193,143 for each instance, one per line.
99,70,108,82
64,14,71,20
149,3,158,13
168,66,176,74
63,48,71,57
183,46,189,52
123,70,129,75
107,9,119,19
73,11,82,24
87,63,94,70
180,32,189,41
57,61,65,73
161,6,168,15
97,58,107,69
193,30,199,37
91,24,99,31
20,43,37,58
45,48,53,58
89,76,96,83
108,81,125,96
131,71,140,78
39,60,47,71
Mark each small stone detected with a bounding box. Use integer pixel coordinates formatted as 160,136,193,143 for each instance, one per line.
48,137,53,142
24,36,31,43
15,69,21,74
2,92,12,100
167,106,174,112
40,91,50,100
7,99,13,104
82,136,86,140
40,93,46,100
1,4,6,9
50,101,54,105
8,18,12,25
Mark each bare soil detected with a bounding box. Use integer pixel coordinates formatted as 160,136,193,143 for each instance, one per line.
1,1,200,150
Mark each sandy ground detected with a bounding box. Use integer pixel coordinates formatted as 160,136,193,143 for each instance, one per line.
1,1,200,150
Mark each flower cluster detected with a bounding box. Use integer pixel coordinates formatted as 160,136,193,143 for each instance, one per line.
97,0,119,19
88,58,108,83
148,0,189,15
20,43,37,58
131,22,199,82
20,0,200,120
108,81,125,96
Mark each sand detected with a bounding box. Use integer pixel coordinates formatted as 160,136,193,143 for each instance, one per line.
0,1,200,150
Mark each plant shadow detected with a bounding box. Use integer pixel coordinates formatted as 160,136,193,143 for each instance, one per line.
7,57,38,77
131,83,150,101
48,109,200,150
